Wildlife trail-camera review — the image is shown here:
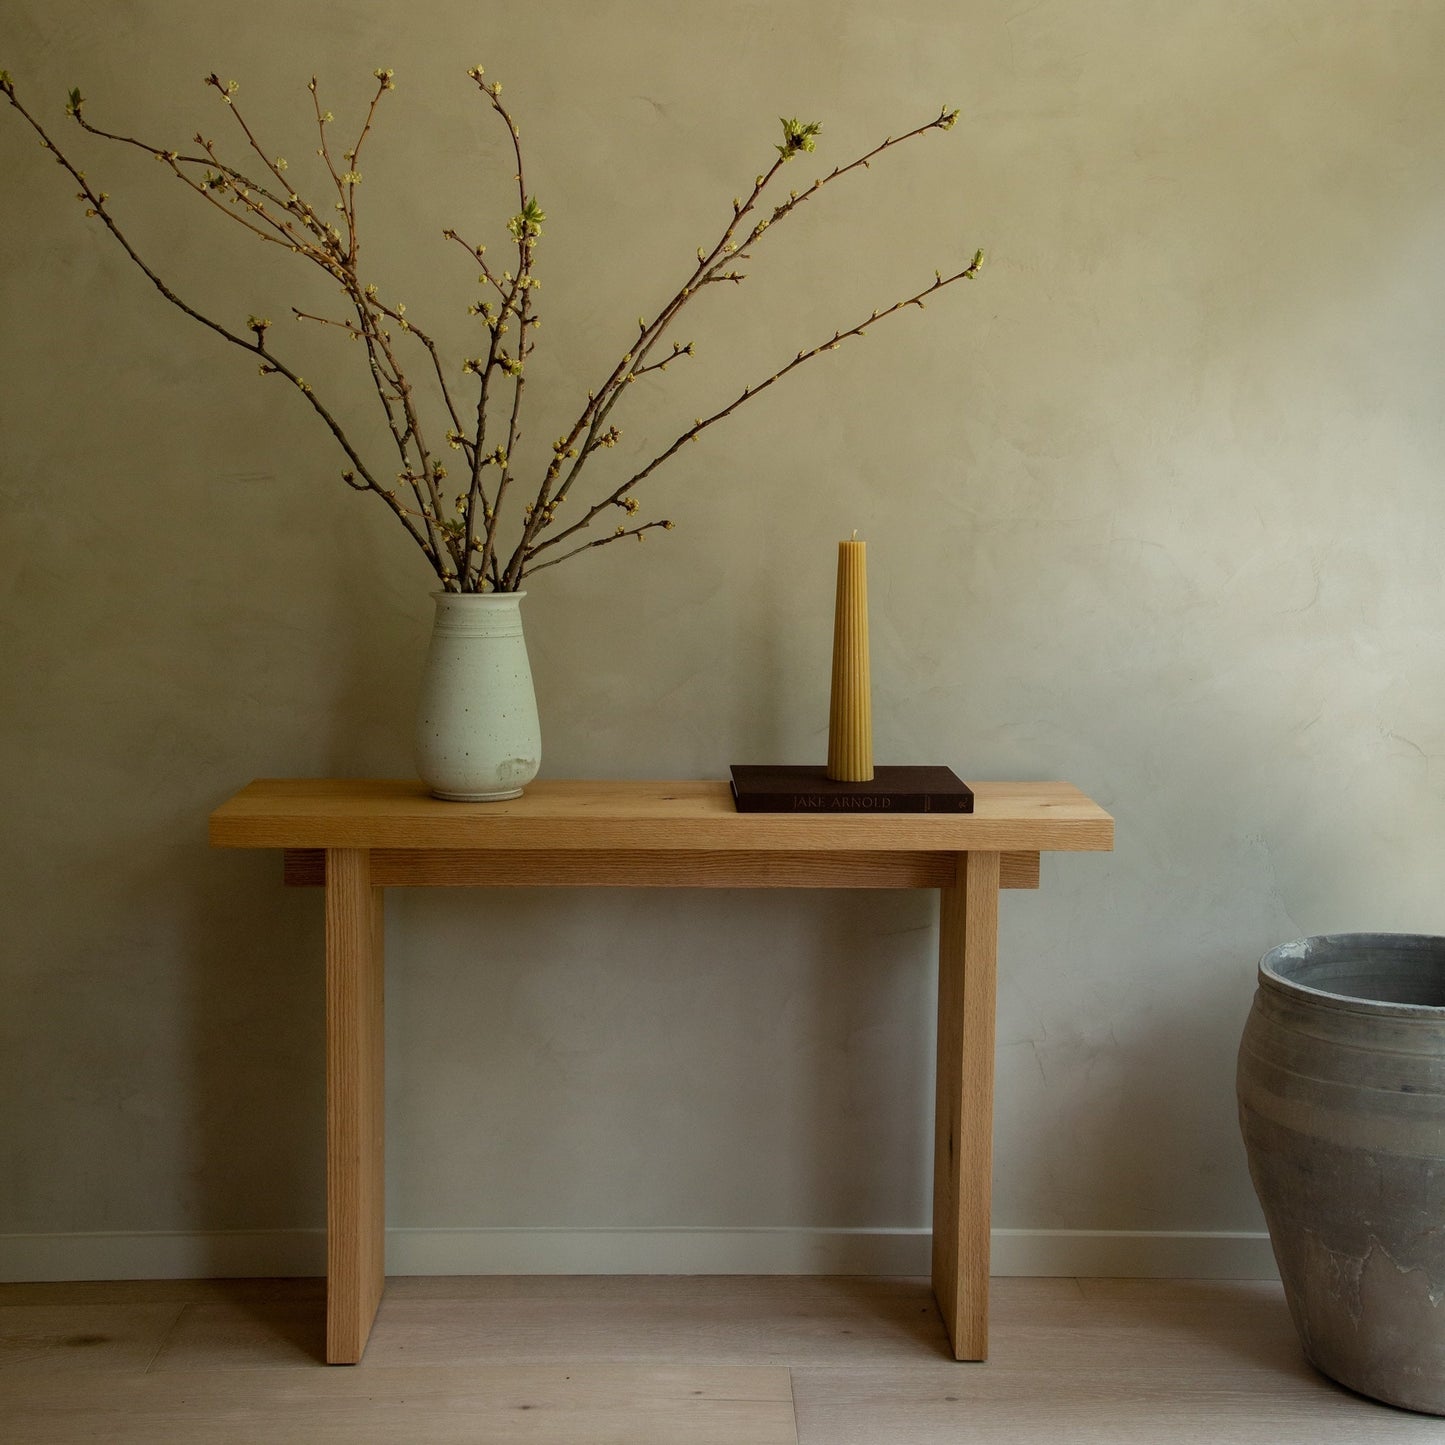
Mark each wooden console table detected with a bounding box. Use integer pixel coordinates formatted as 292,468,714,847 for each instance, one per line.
209,778,1113,1364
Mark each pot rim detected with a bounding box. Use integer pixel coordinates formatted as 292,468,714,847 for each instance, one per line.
1260,932,1445,1019
430,589,527,602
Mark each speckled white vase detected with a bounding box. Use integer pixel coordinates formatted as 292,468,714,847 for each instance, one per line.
414,592,541,801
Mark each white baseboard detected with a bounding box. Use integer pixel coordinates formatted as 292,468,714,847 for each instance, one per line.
0,1227,1278,1284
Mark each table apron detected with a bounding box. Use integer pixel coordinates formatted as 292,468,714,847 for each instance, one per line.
285,847,1041,891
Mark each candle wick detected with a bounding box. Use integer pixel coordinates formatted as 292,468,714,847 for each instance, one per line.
851,529,858,541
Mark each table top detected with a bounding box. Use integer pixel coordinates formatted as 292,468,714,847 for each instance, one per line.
210,779,1114,854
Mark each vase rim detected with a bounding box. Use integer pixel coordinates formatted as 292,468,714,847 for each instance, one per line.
1259,932,1445,1019
430,589,526,601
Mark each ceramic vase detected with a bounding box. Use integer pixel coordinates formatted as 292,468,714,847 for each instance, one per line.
1238,933,1445,1414
414,591,541,801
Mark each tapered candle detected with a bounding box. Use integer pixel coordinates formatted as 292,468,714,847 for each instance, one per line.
827,532,874,781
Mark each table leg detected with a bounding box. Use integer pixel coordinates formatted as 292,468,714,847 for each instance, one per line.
932,850,1001,1361
324,848,385,1364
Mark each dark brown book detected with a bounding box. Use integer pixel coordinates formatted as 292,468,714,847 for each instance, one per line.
729,764,975,814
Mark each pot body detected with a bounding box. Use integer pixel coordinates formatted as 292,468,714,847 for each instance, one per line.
414,591,541,801
1237,933,1445,1414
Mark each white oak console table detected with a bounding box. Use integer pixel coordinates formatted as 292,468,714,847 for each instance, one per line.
209,778,1113,1364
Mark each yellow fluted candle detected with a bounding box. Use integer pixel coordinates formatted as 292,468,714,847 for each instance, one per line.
827,532,874,782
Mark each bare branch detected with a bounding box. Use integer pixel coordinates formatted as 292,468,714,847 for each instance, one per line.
1,68,977,594
523,518,674,575
521,252,983,576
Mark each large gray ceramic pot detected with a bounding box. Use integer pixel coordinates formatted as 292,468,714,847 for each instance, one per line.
1238,933,1445,1414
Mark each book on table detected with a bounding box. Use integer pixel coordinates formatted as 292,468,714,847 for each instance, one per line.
729,764,975,814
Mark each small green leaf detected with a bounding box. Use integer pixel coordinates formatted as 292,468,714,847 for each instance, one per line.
506,195,545,242
776,116,821,160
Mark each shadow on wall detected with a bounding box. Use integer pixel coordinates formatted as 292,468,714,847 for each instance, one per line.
375,882,938,1236
182,843,326,1260
793,887,937,1231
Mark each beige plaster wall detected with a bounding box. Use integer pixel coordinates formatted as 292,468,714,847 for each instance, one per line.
2,0,1443,1270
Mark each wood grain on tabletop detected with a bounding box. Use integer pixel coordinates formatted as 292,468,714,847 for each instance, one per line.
210,778,1115,854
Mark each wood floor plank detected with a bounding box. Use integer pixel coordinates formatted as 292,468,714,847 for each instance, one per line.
354,1275,957,1369
0,1303,184,1374
792,1277,1443,1443
791,1363,1445,1444
376,1274,1086,1312
150,1276,991,1371
1074,1276,1286,1304
149,1299,324,1369
0,1278,321,1307
2,1276,1439,1444
0,1364,799,1445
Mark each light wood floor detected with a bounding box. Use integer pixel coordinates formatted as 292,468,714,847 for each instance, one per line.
1,1275,1440,1443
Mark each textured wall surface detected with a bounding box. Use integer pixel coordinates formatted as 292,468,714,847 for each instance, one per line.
2,1,1443,1270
